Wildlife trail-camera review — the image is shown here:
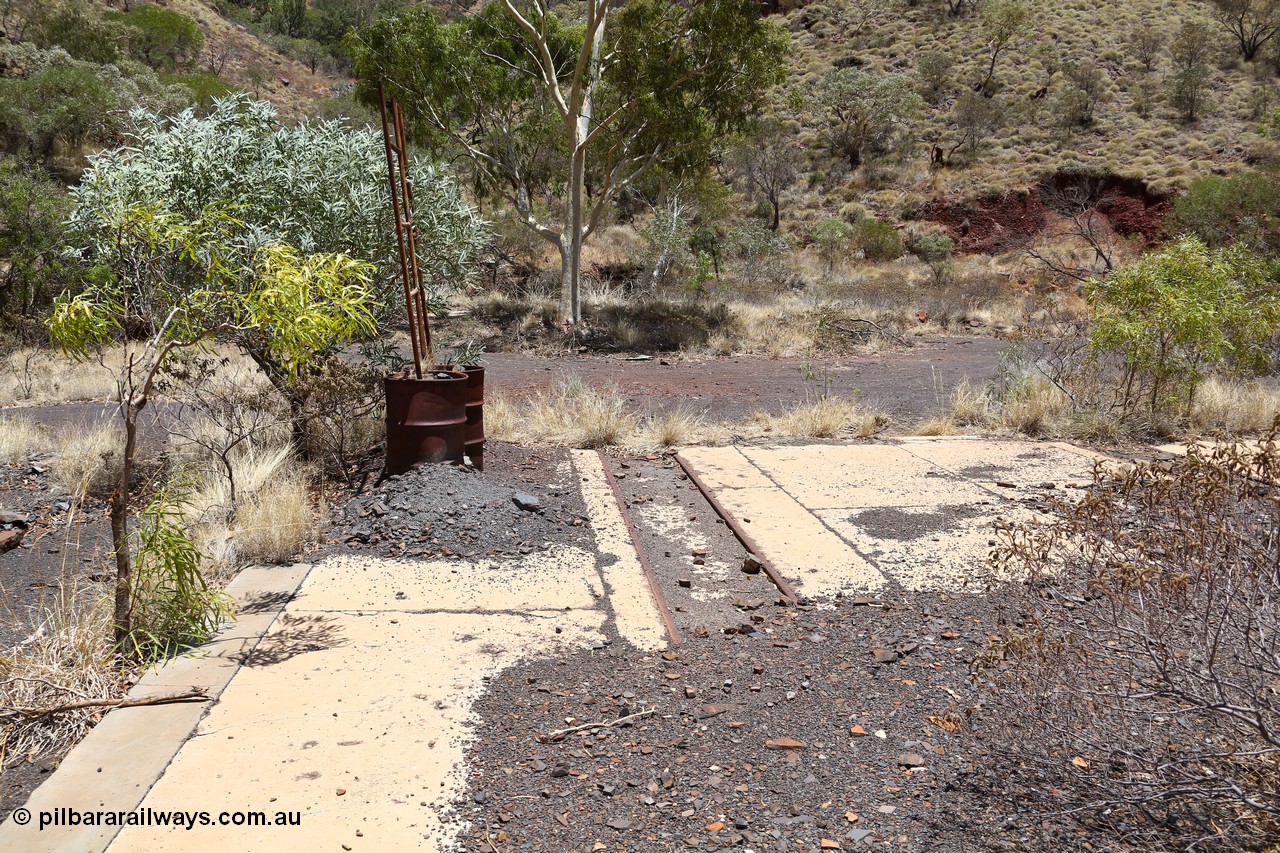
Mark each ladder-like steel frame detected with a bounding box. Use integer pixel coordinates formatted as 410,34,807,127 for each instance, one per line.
378,81,432,379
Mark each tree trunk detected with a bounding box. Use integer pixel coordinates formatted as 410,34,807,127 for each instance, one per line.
110,402,141,651
565,147,586,324
558,241,574,324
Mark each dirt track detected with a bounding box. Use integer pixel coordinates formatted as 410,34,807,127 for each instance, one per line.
481,336,1006,422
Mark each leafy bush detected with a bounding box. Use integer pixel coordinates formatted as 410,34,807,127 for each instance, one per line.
68,95,485,317
851,217,903,261
0,157,73,317
160,72,238,113
126,485,234,662
987,434,1280,850
105,6,204,71
1085,236,1280,416
0,44,191,161
812,218,852,273
911,232,954,285
26,2,131,64
1170,168,1280,255
0,64,123,157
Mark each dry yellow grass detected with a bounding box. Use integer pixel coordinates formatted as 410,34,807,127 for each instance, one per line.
0,348,121,405
752,396,888,439
0,415,48,465
1188,378,1280,434
631,409,708,450
0,585,119,768
229,468,318,566
51,422,124,498
995,375,1074,436
183,441,318,569
909,417,960,437
949,378,991,426
492,378,639,449
491,383,891,448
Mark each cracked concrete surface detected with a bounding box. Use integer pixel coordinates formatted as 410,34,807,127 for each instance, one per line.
677,438,1101,595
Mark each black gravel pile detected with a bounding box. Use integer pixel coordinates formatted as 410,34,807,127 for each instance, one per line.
326,458,591,559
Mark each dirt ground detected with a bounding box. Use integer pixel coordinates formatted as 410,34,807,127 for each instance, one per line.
479,337,1006,423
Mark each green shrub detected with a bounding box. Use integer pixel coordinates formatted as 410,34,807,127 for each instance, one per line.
161,72,238,113
126,485,234,662
1086,236,1280,416
1171,168,1280,254
0,157,73,317
812,218,852,273
105,6,204,71
0,64,123,157
27,3,129,64
911,232,955,285
851,217,903,261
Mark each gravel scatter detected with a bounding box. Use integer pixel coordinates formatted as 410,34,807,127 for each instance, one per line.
451,591,1043,853
323,442,592,559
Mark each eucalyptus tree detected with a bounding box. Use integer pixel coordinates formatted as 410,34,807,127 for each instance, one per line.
349,0,787,323
815,69,924,168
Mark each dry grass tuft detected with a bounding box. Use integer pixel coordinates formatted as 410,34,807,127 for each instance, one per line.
0,416,49,466
629,409,728,451
909,417,960,436
509,379,639,449
755,396,888,439
1188,378,1280,434
995,376,1073,437
0,586,120,769
184,442,318,569
949,378,991,426
0,348,121,406
51,423,124,499
229,468,318,567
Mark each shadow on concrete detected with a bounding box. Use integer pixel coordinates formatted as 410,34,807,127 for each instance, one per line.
234,613,345,667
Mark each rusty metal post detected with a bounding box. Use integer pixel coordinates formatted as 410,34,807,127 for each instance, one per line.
377,81,432,377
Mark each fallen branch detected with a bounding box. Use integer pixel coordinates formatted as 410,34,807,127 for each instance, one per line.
0,676,94,701
834,319,912,348
1,688,209,721
538,707,656,743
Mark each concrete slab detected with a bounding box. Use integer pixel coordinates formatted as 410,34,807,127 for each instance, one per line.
702,483,888,596
741,444,996,510
7,447,672,853
292,547,605,613
572,450,668,650
0,565,311,853
817,506,1046,591
680,438,1102,595
108,609,605,852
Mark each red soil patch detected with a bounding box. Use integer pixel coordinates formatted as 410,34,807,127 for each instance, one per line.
925,177,1171,254
924,190,1050,255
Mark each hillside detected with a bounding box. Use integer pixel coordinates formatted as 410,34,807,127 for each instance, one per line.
157,0,344,114
773,0,1264,202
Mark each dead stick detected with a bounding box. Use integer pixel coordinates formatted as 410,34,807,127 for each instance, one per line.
539,708,655,743
2,688,208,720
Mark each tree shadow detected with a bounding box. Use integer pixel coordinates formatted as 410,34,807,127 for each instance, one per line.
234,612,346,667
237,589,296,615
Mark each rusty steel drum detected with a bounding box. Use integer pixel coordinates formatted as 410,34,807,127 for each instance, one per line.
460,365,485,471
384,371,468,474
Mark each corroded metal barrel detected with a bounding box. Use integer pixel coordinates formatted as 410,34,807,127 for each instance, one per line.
460,365,485,471
384,371,468,475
